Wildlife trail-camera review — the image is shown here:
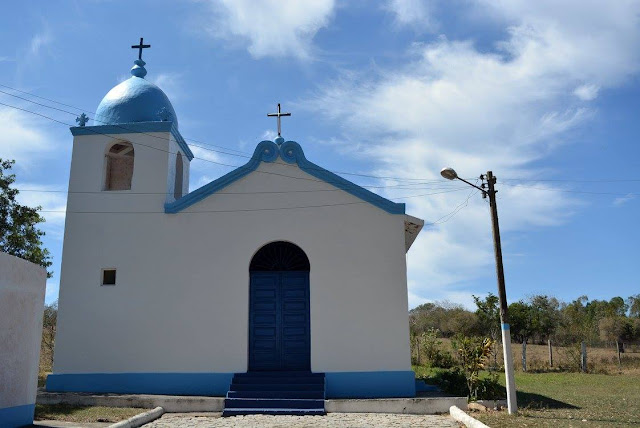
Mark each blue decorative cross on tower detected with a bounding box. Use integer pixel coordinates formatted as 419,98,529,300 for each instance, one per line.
131,37,151,60
267,103,291,137
76,113,89,127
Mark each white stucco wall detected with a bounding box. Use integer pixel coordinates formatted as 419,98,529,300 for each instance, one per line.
0,252,46,413
53,133,414,375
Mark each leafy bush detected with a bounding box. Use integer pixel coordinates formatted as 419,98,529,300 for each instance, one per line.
426,368,468,397
475,371,504,401
422,328,456,368
451,334,495,400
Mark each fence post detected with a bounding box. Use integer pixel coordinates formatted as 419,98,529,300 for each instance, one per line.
581,341,587,373
548,339,553,368
522,341,527,372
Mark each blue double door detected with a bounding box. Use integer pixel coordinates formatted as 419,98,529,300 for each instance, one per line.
249,271,311,371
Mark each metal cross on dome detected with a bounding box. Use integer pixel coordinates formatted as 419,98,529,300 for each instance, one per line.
267,103,291,137
131,37,151,60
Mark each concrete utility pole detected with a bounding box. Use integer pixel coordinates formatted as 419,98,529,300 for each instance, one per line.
485,171,518,414
440,167,518,414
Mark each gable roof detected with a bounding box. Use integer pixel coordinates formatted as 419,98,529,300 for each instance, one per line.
164,139,406,215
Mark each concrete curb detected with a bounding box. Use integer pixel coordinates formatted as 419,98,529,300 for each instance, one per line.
109,406,164,428
449,405,490,428
326,397,467,414
38,390,224,412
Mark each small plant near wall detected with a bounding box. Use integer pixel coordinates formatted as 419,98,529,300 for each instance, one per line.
452,334,495,401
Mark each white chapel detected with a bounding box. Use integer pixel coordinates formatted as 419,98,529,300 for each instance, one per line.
48,48,425,415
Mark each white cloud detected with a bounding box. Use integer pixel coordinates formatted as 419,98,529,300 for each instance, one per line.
201,0,336,60
150,73,184,102
385,0,438,31
573,84,600,101
306,2,640,307
45,281,60,305
261,129,278,141
190,145,223,164
613,193,635,206
0,107,55,166
15,184,67,226
29,29,53,57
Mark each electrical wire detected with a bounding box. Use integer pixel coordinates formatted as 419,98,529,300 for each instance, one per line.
0,85,446,183
1,100,450,191
498,182,640,197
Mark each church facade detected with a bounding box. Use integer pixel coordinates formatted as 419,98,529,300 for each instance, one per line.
48,54,424,401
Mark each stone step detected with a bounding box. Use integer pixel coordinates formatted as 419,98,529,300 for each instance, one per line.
232,376,324,384
222,408,326,417
227,390,325,399
224,398,324,409
229,383,324,392
234,371,324,378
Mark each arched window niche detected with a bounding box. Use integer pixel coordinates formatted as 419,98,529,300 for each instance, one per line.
174,152,183,200
104,141,134,191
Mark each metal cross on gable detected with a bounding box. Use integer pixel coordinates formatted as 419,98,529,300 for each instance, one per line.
131,37,151,60
267,103,291,137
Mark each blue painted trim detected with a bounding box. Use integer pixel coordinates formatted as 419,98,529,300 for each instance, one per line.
325,371,416,398
70,121,194,161
165,139,405,215
46,372,234,396
165,141,278,213
502,323,510,331
0,403,35,428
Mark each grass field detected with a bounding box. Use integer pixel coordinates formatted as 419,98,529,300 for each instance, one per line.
34,404,143,423
474,372,640,428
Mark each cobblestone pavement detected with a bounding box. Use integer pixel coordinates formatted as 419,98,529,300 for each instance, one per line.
143,412,462,427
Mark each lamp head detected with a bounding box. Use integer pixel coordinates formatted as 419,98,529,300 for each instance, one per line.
440,167,458,180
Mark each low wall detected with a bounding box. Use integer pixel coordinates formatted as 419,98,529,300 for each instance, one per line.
0,252,47,428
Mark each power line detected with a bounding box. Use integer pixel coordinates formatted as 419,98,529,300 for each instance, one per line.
14,186,470,196
33,188,470,215
498,182,640,196
0,83,252,157
0,85,445,183
501,178,640,183
4,84,640,186
2,100,444,191
431,184,482,225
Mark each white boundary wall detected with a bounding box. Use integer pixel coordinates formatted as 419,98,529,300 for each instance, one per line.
0,252,46,427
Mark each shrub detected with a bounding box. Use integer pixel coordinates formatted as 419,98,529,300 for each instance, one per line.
451,334,495,401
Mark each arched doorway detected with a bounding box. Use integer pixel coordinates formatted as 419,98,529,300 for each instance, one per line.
249,241,310,371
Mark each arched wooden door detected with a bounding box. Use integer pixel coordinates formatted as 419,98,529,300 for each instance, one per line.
249,241,310,371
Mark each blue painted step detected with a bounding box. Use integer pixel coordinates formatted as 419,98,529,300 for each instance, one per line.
223,408,325,416
232,376,324,384
225,398,324,409
234,371,324,378
222,371,326,417
230,383,323,391
227,390,324,399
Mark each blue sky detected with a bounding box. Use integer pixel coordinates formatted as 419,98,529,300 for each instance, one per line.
1,1,639,309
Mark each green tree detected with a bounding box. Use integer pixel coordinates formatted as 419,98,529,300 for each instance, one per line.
599,316,634,367
627,295,640,318
509,301,536,371
473,293,500,369
473,293,500,340
607,297,629,317
529,295,560,342
0,159,52,276
42,300,58,369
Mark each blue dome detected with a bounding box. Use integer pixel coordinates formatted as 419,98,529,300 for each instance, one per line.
94,60,178,128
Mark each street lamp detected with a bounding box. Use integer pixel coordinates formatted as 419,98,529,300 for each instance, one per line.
440,167,518,415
